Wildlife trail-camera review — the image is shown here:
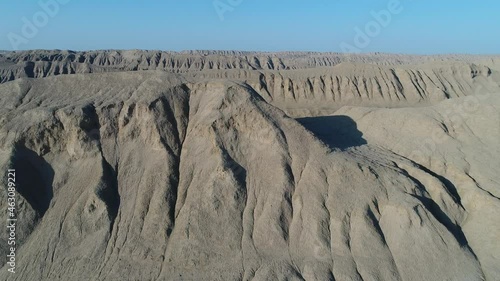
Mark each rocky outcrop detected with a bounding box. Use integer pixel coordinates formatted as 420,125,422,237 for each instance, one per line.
1,49,499,79
2,51,499,118
0,69,498,280
190,62,499,116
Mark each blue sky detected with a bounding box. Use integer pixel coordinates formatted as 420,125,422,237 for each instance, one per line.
0,0,499,54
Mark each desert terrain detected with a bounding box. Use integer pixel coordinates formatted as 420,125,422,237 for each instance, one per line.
0,50,499,280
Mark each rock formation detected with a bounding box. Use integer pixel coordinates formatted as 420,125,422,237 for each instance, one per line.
0,51,499,280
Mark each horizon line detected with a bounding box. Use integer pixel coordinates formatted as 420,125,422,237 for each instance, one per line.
2,49,500,57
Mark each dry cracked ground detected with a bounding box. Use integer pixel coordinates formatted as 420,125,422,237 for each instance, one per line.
0,50,499,281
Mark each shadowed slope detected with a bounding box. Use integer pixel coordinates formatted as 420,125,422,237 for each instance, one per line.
297,115,367,150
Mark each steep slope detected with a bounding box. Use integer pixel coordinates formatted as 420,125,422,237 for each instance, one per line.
0,72,496,280
188,62,499,116
332,94,500,280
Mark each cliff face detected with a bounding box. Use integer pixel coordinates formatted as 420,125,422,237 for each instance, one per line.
0,52,499,280
193,62,498,116
2,51,499,116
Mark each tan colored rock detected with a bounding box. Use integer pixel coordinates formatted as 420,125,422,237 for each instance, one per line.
0,52,498,280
